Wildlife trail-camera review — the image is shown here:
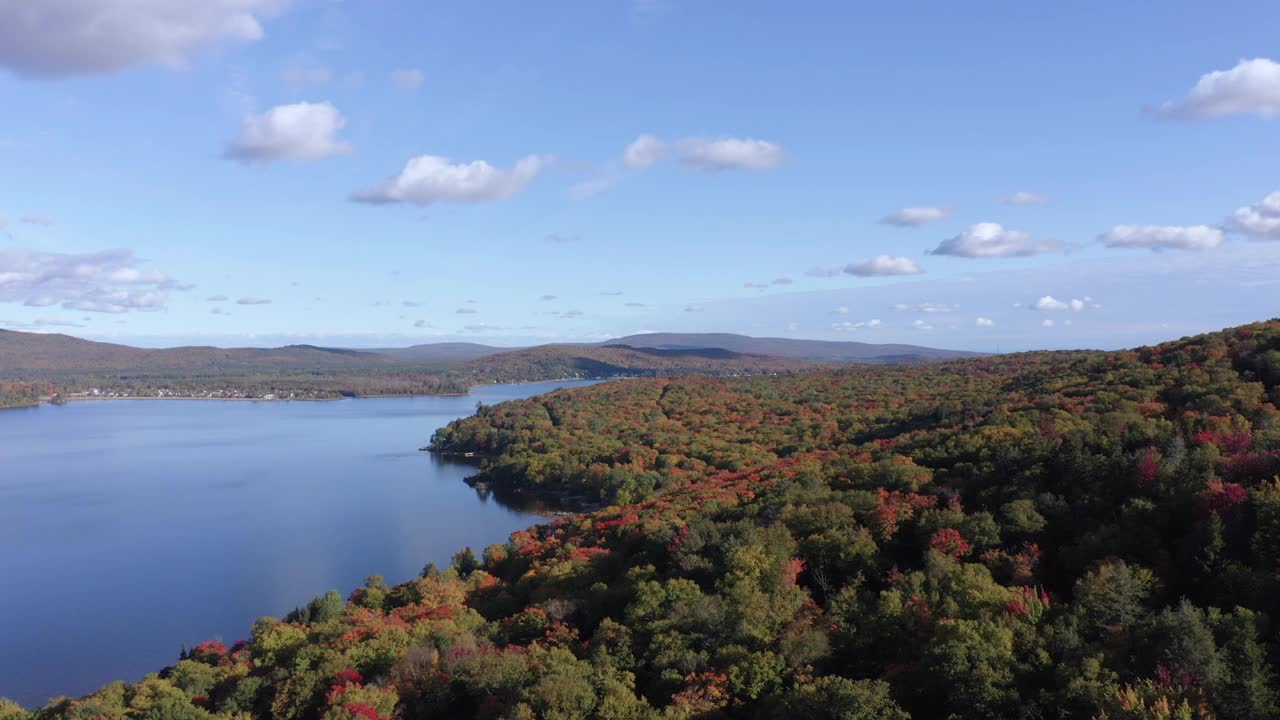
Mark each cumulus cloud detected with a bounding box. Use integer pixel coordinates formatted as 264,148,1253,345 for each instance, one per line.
880,206,951,226
894,302,957,313
1098,224,1225,251
976,317,995,327
225,102,353,163
1160,58,1280,119
1227,191,1280,241
911,319,933,331
1033,295,1085,312
0,247,178,313
931,222,1059,258
833,306,849,314
391,68,425,90
1042,319,1055,328
0,0,285,77
353,154,552,205
456,307,478,315
832,319,881,331
844,255,924,277
677,137,783,171
623,134,667,169
236,297,271,305
998,191,1048,205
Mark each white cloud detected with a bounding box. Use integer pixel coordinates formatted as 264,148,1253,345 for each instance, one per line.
1098,224,1225,251
0,247,177,313
206,294,228,302
226,102,353,163
414,319,431,328
236,297,271,305
998,191,1048,205
832,319,880,331
401,300,421,307
677,137,783,171
1042,319,1055,328
1032,295,1086,312
1227,191,1280,241
844,255,924,277
931,222,1059,258
833,306,849,314
539,295,557,301
911,319,933,331
975,317,994,327
1161,58,1280,119
684,304,704,313
623,134,667,169
772,277,792,285
210,307,230,316
880,205,951,226
281,65,330,86
894,302,957,313
352,154,552,205
0,0,285,77
456,307,478,314
391,68,425,91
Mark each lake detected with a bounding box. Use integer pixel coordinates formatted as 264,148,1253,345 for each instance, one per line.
0,381,594,708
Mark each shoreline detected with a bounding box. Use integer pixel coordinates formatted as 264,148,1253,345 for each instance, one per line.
42,379,602,406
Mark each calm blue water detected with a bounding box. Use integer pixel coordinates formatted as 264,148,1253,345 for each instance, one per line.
0,381,593,708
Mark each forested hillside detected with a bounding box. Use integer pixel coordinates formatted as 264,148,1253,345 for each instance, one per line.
460,344,827,382
10,320,1280,719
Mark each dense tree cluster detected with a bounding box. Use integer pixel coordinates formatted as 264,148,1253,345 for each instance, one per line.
0,380,48,408
11,321,1280,718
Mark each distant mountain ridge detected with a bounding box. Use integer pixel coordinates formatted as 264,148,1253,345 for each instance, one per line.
369,342,512,363
0,329,981,376
604,332,983,362
0,330,396,372
459,343,829,382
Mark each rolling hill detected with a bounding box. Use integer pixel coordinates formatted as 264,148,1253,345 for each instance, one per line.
460,343,829,382
369,342,510,364
0,329,397,372
605,332,984,363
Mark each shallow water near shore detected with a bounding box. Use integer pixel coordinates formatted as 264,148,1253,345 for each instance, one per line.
0,380,594,708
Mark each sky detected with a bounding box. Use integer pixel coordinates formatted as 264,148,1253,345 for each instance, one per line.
1,0,1279,352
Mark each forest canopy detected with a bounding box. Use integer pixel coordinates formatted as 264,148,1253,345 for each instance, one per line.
10,320,1280,719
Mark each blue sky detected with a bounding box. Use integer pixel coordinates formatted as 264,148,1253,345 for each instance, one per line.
1,0,1278,351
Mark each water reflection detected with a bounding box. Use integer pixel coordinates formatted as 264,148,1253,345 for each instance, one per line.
0,381,596,708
